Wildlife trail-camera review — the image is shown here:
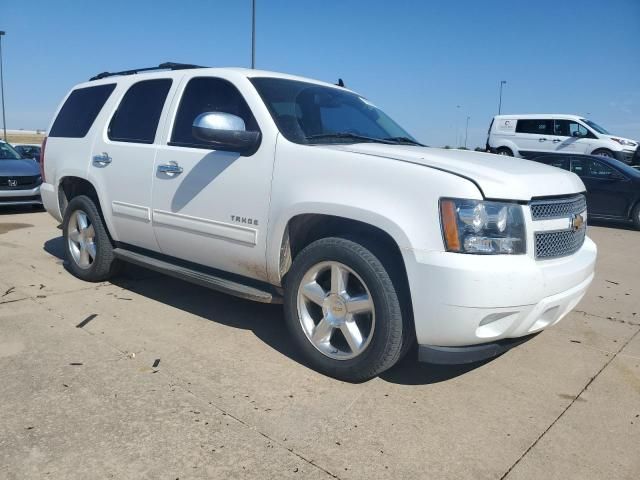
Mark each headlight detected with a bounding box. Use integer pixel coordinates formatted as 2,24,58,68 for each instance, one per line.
610,137,635,146
440,198,526,254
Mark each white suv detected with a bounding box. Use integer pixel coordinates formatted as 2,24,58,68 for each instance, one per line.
40,63,597,381
487,114,638,163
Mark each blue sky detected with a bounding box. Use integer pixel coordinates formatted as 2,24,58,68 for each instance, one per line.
2,0,639,148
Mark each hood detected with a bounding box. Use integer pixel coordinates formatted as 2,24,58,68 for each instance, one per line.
0,159,41,177
324,144,585,201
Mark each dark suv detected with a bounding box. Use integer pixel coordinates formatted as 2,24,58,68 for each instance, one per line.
532,153,640,229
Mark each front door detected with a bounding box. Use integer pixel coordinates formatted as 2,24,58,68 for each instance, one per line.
551,120,592,154
89,78,174,251
571,157,628,217
151,75,275,281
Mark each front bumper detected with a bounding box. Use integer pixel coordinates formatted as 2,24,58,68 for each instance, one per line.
613,149,637,165
0,185,42,206
404,236,597,353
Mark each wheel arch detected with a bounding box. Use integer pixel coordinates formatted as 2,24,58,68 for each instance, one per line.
58,176,117,241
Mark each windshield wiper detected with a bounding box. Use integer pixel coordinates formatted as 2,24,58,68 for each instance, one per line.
305,133,396,145
384,136,424,146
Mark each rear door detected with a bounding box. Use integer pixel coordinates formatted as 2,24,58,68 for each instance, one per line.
88,78,174,250
570,157,629,217
514,119,554,157
551,120,593,154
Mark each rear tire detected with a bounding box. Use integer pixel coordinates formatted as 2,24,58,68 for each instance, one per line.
632,203,640,230
62,195,121,282
592,149,614,158
284,237,407,382
496,147,513,156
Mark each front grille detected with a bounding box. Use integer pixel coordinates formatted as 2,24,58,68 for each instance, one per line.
0,175,42,190
530,194,587,259
535,227,586,259
530,195,586,220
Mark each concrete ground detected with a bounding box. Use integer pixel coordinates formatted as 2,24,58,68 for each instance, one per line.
1,209,639,480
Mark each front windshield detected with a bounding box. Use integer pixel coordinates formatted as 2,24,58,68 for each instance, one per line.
0,142,22,160
251,77,418,145
581,119,610,135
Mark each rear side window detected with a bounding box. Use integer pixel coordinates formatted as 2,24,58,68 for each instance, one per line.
170,77,259,147
515,119,553,135
49,84,116,138
539,156,570,170
108,79,172,144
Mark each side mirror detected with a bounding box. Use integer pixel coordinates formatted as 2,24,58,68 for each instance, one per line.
192,112,261,155
571,131,583,138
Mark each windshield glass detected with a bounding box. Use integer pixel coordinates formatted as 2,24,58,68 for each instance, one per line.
0,142,22,160
581,119,610,135
251,77,417,145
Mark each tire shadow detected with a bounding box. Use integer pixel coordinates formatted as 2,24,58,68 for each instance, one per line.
43,235,491,385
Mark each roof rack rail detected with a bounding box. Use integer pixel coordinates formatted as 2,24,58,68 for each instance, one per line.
89,62,205,81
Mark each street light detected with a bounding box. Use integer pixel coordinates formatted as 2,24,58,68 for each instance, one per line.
455,104,460,147
251,0,256,68
464,116,470,149
0,31,6,141
498,80,507,115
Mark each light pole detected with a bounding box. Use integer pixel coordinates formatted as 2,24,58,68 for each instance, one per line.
498,80,506,115
455,105,460,147
464,116,470,149
251,0,256,69
0,31,6,141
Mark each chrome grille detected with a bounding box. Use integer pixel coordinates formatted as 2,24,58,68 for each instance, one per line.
530,195,586,220
530,195,587,259
0,175,42,190
535,227,586,259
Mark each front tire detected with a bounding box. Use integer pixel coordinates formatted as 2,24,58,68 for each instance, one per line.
592,149,614,158
496,147,513,156
632,203,640,230
63,195,121,282
284,237,406,382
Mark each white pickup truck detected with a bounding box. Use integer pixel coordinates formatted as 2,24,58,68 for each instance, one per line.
40,63,596,381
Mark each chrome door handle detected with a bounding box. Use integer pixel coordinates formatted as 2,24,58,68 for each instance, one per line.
157,161,183,176
538,138,547,142
92,152,112,166
552,139,562,143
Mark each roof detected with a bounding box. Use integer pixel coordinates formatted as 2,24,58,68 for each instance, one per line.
83,63,351,93
494,114,586,120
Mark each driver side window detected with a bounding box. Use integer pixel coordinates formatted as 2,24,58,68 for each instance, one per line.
554,120,589,138
170,77,259,147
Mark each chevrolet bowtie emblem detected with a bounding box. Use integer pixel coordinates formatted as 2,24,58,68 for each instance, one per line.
570,212,585,231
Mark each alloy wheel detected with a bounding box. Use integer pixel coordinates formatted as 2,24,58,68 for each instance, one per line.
67,210,97,269
297,261,375,360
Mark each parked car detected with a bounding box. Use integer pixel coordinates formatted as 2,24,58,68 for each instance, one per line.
13,144,42,161
0,140,43,207
40,63,596,381
487,114,638,163
532,153,640,229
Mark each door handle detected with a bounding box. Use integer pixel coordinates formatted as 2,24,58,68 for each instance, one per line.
538,138,547,142
92,152,112,166
552,139,562,143
157,161,183,176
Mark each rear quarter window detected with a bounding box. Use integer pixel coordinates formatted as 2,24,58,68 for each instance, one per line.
49,84,116,138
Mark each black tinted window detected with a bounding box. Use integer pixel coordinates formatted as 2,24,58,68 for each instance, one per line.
571,158,622,179
171,77,259,146
108,79,172,144
515,119,553,135
49,84,116,138
539,156,570,170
